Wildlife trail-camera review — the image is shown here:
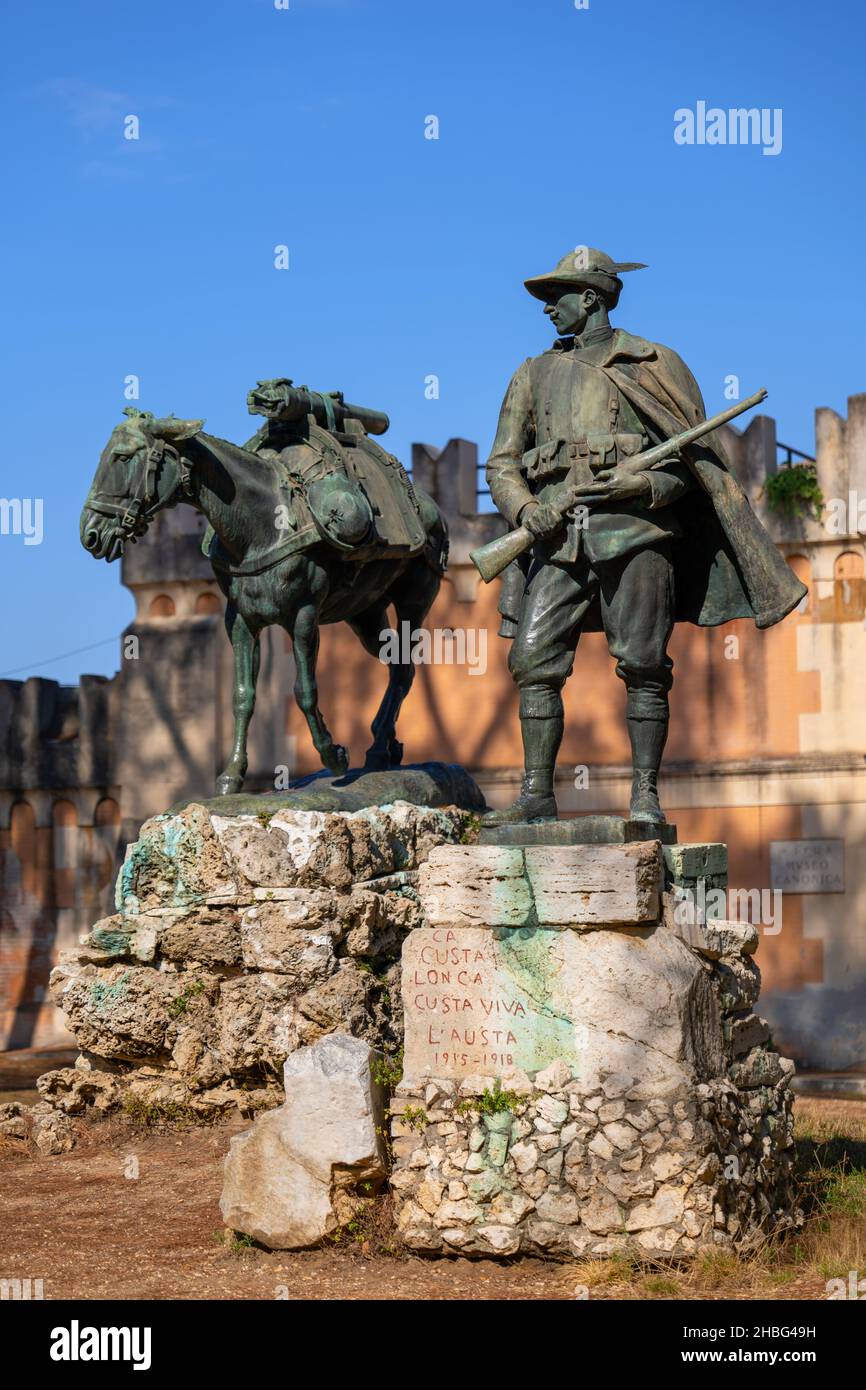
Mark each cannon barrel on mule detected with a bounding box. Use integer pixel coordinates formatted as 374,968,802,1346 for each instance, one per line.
247,377,390,437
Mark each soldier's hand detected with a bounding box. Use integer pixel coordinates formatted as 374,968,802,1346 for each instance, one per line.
520,501,564,538
571,469,652,505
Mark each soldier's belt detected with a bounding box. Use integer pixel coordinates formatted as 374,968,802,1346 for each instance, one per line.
522,432,647,482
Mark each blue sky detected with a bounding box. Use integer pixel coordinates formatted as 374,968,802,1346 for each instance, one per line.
1,0,865,684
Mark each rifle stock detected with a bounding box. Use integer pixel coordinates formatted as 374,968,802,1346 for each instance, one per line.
470,524,535,583
470,387,768,583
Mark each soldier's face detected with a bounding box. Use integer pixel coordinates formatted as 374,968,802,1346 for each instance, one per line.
544,290,592,336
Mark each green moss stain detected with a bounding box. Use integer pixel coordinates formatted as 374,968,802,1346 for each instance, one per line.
117,813,211,916
89,971,131,1011
90,926,131,955
117,849,142,914
488,849,535,929
494,927,577,1075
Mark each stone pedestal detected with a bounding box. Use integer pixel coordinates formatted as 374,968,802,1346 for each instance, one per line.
478,816,678,846
390,840,800,1259
41,796,478,1118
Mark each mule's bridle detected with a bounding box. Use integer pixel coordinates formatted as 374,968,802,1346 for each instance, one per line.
88,434,194,541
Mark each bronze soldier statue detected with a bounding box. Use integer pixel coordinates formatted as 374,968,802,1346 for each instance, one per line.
480,247,806,827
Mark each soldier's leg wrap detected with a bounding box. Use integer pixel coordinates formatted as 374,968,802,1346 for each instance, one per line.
623,678,671,822
518,685,565,800
599,544,675,823
483,563,591,825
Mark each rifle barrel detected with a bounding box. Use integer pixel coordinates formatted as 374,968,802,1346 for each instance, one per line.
619,387,768,474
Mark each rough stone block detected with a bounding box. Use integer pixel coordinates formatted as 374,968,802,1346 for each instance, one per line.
239,901,342,979
524,844,660,926
48,961,189,1061
663,842,728,884
220,1034,388,1249
479,816,677,846
662,905,759,960
418,842,661,929
725,1012,771,1056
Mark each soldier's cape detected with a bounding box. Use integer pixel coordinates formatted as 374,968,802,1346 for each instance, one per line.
504,329,806,632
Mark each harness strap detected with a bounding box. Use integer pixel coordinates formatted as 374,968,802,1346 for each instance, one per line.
205,523,321,577
89,433,192,540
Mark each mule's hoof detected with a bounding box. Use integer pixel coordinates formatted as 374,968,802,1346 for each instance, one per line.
323,744,349,776
387,738,404,767
363,749,391,772
216,774,243,796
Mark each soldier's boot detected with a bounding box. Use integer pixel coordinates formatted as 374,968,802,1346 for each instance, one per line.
482,689,562,826
627,714,669,824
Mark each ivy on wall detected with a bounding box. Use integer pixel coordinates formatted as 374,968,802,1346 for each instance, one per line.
763,463,824,519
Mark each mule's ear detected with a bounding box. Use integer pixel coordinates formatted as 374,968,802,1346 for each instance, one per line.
106,409,153,459
152,414,205,442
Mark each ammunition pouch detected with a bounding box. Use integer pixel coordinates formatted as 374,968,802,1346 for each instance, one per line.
522,439,570,483
522,432,648,483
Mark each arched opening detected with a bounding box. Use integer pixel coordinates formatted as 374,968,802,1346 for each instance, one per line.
834,550,866,620
148,594,176,618
92,797,123,898
834,550,864,580
52,799,78,910
9,800,37,899
94,797,121,828
194,592,222,616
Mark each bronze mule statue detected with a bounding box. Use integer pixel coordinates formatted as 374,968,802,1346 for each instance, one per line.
80,382,448,795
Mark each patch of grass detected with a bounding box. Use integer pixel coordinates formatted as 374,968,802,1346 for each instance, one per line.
691,1246,741,1291
167,979,206,1019
327,1194,396,1256
458,814,482,844
371,1047,403,1091
121,1095,221,1130
569,1250,641,1290
642,1274,681,1297
456,1079,523,1117
401,1105,428,1132
215,1228,257,1258
822,1169,866,1218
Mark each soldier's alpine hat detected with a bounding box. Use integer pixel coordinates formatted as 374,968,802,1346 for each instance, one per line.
524,247,647,305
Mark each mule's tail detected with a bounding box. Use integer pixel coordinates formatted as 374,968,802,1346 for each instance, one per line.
415,487,449,576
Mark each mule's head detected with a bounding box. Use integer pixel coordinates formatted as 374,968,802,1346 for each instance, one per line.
81,409,203,562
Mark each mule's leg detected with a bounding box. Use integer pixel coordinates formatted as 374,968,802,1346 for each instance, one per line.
354,559,441,770
290,602,349,776
217,606,260,795
346,604,399,771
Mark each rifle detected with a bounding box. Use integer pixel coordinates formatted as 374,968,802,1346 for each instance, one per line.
470,387,768,583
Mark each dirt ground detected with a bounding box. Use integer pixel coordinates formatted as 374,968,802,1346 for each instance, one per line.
1,1090,861,1301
